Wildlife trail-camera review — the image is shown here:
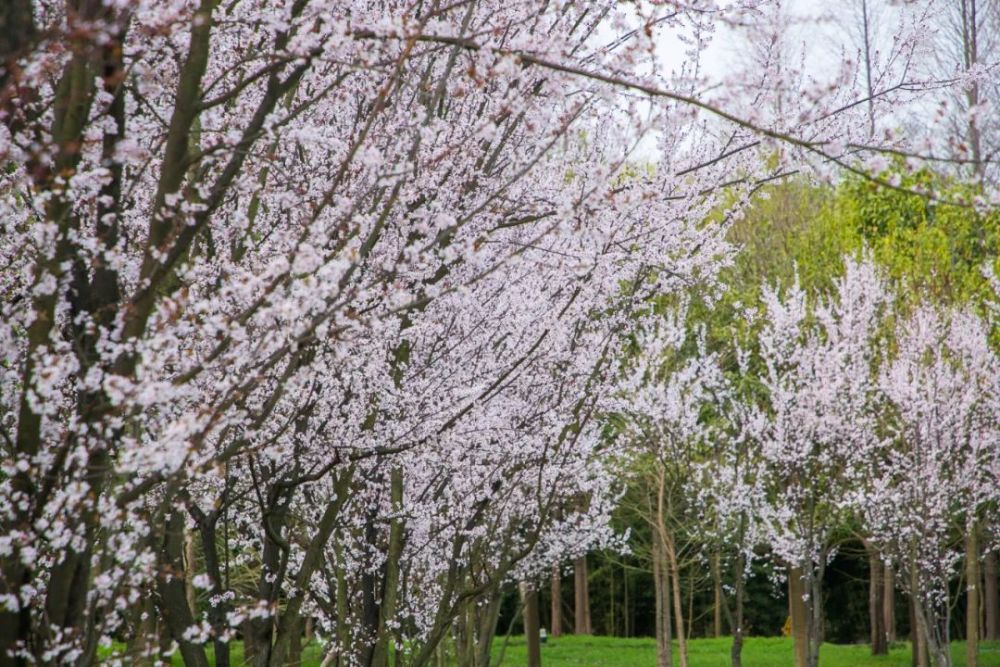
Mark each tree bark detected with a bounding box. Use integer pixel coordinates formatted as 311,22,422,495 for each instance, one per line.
789,566,808,667
712,551,724,638
652,538,674,667
885,564,897,644
184,529,198,617
805,561,824,667
909,563,932,667
522,584,542,667
157,509,210,667
910,591,928,667
370,468,404,667
574,557,591,635
551,565,563,637
665,533,689,667
731,550,746,667
985,550,999,641
967,526,980,667
867,543,888,655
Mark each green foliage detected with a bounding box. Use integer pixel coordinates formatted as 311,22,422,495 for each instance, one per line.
838,166,1000,307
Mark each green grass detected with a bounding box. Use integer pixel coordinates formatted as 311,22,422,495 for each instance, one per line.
104,635,1000,666
489,635,1000,667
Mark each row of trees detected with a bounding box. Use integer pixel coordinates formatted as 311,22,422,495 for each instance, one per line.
0,0,995,666
607,169,1000,667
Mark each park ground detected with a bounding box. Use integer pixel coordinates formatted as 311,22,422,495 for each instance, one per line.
162,636,1000,666
489,636,1000,667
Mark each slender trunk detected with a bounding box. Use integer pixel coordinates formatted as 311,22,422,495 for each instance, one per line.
967,526,980,667
712,551,724,638
805,562,824,667
909,564,932,667
960,0,984,181
371,469,405,667
268,473,353,667
731,550,746,667
789,566,808,667
157,510,210,667
624,562,630,637
861,0,876,137
474,590,503,667
609,562,616,635
550,566,563,637
184,529,198,617
867,543,888,655
522,584,542,667
453,603,473,667
574,557,591,635
334,539,350,667
652,538,673,667
985,551,999,641
126,592,158,666
665,533,689,667
196,515,231,667
885,564,897,644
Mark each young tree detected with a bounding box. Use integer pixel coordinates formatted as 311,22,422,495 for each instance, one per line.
748,256,889,667
856,306,999,667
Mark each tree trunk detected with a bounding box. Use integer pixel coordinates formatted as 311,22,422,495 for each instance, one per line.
731,550,746,667
157,509,210,667
805,562,824,667
522,584,542,667
665,533,689,667
712,551,724,638
574,557,591,635
184,529,198,617
370,469,405,667
474,590,503,667
126,591,158,666
909,564,934,667
885,564,897,644
867,544,888,655
551,566,563,637
967,526,980,667
789,566,808,667
289,621,303,667
986,551,999,641
652,538,674,667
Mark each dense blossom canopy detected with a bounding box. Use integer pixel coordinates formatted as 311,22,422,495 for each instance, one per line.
0,1,995,666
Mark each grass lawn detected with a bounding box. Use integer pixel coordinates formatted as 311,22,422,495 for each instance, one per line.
488,635,1000,667
132,635,1000,666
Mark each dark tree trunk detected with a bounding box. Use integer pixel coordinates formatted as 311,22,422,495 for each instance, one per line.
731,550,746,667
156,510,210,667
789,566,808,667
652,538,673,667
523,584,542,667
868,543,888,655
712,551,724,637
574,557,591,634
967,526,980,667
885,564,897,644
551,565,563,636
985,551,999,641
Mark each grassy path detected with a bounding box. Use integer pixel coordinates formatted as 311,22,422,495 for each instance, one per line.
149,636,1000,666
489,635,1000,667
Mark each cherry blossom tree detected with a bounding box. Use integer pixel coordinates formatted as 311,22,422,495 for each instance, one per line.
854,305,999,667
0,1,977,665
615,306,730,667
746,256,889,667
